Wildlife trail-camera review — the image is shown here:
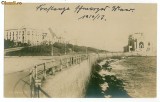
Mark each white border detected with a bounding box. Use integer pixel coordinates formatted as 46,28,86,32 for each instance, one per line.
0,0,4,100
0,0,159,102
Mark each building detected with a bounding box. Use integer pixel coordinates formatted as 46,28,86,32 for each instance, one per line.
46,28,65,45
124,33,154,56
57,36,65,43
5,27,67,47
4,27,47,46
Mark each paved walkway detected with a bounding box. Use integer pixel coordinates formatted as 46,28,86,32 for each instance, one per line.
42,60,91,98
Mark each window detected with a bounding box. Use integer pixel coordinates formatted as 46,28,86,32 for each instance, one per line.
27,31,30,35
139,42,144,48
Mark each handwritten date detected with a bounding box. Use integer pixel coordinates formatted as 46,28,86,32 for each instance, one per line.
78,14,106,21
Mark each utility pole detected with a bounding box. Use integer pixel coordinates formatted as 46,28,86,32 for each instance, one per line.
72,44,74,53
65,41,67,55
86,47,88,54
51,42,53,56
97,49,100,59
86,47,88,59
48,28,57,56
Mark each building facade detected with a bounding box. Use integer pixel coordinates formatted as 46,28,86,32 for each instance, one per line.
124,33,154,56
4,27,47,46
5,27,67,47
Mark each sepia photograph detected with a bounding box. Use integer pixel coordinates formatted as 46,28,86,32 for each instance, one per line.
3,3,157,98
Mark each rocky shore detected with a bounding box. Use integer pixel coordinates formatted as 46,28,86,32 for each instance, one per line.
85,58,130,98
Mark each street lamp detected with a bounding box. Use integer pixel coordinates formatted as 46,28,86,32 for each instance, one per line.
51,42,53,56
86,47,88,54
65,41,67,55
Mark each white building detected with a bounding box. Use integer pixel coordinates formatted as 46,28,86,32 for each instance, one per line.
5,27,67,47
124,33,156,56
4,27,47,46
46,28,65,44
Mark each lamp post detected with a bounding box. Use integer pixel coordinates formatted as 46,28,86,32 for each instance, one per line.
86,47,88,54
51,41,53,56
65,41,67,55
72,44,74,53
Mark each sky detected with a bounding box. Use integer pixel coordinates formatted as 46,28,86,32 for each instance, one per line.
4,3,157,51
